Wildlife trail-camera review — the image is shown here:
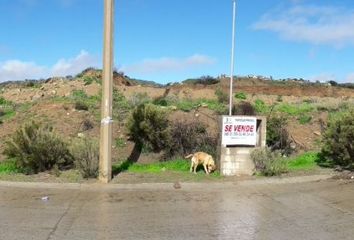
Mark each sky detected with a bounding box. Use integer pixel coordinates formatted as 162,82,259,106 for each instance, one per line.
1,0,354,84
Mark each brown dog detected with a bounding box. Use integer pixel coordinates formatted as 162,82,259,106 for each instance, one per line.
185,152,216,174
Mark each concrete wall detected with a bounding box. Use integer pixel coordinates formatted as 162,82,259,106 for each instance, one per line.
218,116,266,176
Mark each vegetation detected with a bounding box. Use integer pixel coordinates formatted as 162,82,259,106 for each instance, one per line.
235,92,247,100
266,115,293,155
70,137,99,178
0,159,20,174
287,152,319,171
127,103,170,158
254,99,269,114
70,90,100,112
182,75,219,85
318,108,354,169
3,122,73,174
0,97,16,122
251,147,288,176
298,114,312,124
231,101,256,115
164,121,217,159
276,103,314,116
215,87,228,103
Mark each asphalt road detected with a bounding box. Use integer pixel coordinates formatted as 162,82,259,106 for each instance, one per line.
0,179,354,240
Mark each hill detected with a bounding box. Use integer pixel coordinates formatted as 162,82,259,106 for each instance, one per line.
0,69,353,164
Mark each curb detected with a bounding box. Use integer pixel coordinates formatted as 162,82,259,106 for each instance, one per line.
0,174,333,191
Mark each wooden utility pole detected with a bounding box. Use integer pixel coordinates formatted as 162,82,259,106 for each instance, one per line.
99,0,114,183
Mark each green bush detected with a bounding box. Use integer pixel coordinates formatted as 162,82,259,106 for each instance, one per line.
129,92,151,106
74,101,89,111
153,97,169,106
127,103,170,152
176,100,199,112
0,159,21,174
276,103,314,116
254,99,268,114
70,137,99,178
183,75,219,85
319,108,354,168
215,87,228,104
235,92,247,100
266,115,293,155
164,121,217,159
251,147,288,176
232,101,256,115
298,114,312,124
3,122,73,174
288,152,319,171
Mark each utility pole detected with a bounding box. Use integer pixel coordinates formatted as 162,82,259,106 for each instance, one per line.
99,0,114,183
229,0,236,116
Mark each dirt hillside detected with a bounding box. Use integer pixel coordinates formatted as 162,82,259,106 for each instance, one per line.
0,72,353,162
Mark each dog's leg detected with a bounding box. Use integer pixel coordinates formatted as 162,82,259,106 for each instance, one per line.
193,162,197,174
190,162,193,173
203,164,209,174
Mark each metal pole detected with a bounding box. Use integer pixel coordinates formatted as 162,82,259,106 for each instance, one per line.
229,0,236,116
99,0,114,183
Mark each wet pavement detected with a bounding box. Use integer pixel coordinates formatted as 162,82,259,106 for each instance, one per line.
0,179,354,240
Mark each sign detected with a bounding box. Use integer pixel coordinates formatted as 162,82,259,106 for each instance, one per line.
222,116,257,146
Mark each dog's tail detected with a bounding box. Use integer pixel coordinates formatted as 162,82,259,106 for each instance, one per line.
184,154,193,159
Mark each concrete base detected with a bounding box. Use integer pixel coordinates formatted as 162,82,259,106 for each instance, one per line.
220,147,255,176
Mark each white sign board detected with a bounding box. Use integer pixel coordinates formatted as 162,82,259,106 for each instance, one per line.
222,116,257,146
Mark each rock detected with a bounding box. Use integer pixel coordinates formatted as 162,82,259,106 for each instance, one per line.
313,131,321,136
173,182,181,189
77,133,85,138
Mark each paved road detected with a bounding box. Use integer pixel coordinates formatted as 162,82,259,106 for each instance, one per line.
0,179,354,240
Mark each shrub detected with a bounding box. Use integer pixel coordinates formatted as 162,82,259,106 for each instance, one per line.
232,101,256,115
127,103,170,152
74,101,89,111
319,108,354,168
298,114,312,124
113,89,131,122
115,137,126,148
276,103,313,116
70,137,99,178
254,99,268,114
215,87,228,104
164,121,217,159
129,92,151,106
3,122,73,174
266,115,293,155
0,97,6,105
72,89,87,98
251,147,288,176
235,92,247,100
176,100,199,112
153,97,169,106
80,119,94,131
183,75,219,85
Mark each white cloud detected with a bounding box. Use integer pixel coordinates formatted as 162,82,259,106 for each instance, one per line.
0,50,98,83
345,73,354,83
308,73,336,83
51,50,98,77
120,54,215,74
0,60,46,82
253,4,354,47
